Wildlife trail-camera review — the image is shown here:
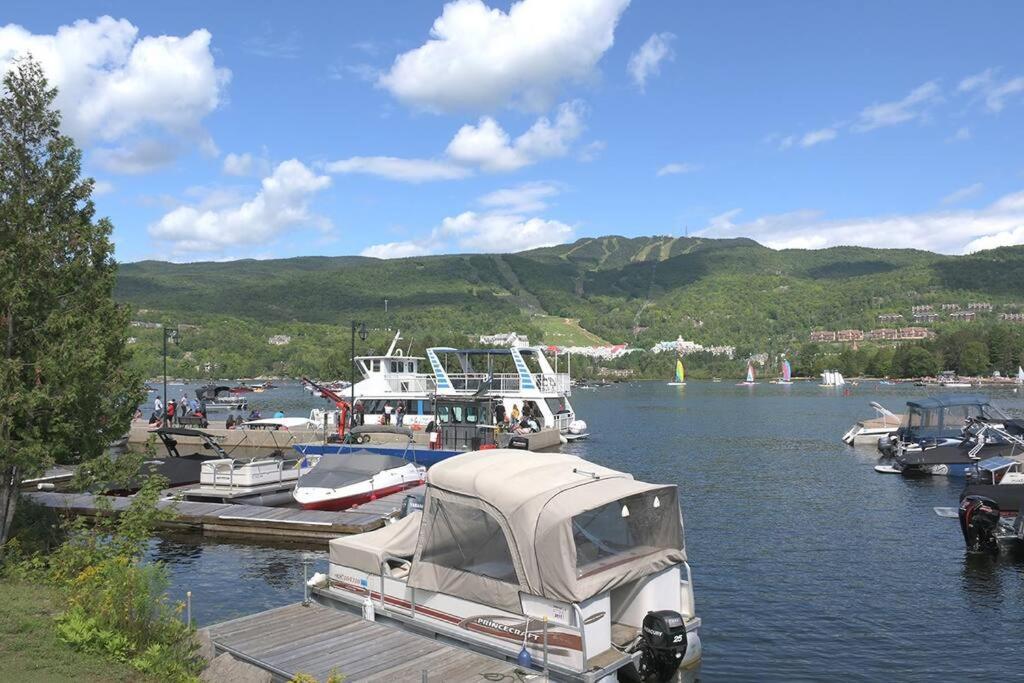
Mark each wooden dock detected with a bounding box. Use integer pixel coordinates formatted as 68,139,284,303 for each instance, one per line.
27,485,424,542
207,602,528,682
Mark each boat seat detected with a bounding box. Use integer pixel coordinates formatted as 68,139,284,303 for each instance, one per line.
388,564,410,579
611,622,639,647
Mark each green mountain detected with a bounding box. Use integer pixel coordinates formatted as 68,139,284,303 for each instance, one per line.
115,236,1024,378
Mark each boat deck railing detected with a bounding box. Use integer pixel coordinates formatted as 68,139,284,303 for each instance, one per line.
386,372,571,395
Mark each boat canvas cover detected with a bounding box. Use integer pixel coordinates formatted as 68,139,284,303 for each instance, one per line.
977,456,1019,472
407,450,685,612
329,511,422,574
297,451,411,489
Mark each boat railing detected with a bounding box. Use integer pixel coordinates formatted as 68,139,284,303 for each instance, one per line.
383,372,571,395
201,458,289,488
383,375,437,393
551,412,573,433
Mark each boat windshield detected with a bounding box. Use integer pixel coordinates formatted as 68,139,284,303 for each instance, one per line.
572,487,683,579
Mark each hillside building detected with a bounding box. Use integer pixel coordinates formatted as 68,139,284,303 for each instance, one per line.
967,302,993,311
809,330,837,343
866,328,899,341
877,314,904,323
948,311,976,322
267,335,292,346
898,327,932,340
912,312,938,323
836,329,865,342
1001,313,1024,323
479,332,529,348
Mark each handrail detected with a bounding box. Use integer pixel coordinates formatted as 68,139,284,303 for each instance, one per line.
571,603,588,668
379,552,414,617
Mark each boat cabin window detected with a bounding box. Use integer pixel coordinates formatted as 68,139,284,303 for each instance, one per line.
371,360,381,373
420,498,518,584
572,488,683,579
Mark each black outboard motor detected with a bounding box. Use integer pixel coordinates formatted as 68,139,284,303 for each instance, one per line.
959,495,1001,553
619,611,688,683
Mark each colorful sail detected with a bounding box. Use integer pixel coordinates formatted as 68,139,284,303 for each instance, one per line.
746,362,755,383
782,360,792,382
675,359,685,383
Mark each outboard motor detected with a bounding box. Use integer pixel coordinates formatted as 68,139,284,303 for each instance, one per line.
959,495,1001,553
619,611,688,683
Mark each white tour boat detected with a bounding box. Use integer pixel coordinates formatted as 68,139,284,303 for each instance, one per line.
314,449,701,682
347,331,582,434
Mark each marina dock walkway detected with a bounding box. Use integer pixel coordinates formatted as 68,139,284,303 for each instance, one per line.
27,485,425,542
207,601,526,682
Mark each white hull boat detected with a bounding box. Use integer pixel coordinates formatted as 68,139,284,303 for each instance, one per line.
842,402,904,445
293,451,425,511
315,449,702,682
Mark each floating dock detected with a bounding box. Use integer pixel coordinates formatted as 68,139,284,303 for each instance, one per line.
27,485,424,542
207,601,527,682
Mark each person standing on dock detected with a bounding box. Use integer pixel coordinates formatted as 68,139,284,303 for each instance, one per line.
166,398,176,426
395,402,405,427
383,401,393,425
154,395,163,418
511,403,520,424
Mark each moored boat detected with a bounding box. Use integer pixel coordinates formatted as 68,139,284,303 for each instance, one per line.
292,451,425,511
314,449,701,681
842,401,904,446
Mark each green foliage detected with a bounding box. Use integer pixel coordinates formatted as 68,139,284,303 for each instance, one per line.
290,670,344,683
0,56,141,553
894,346,941,378
112,232,1024,381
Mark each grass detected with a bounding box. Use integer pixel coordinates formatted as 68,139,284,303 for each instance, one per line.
534,315,609,346
0,579,155,682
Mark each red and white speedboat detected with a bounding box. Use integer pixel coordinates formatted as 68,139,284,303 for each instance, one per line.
292,451,425,511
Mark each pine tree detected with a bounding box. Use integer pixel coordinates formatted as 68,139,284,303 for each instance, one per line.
0,56,141,554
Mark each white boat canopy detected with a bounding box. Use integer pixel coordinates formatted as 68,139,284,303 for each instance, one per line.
404,450,686,612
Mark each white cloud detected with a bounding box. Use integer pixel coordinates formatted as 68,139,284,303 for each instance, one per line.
92,139,178,174
778,135,796,150
377,0,630,112
0,17,229,153
852,81,941,132
578,139,606,162
436,211,574,252
478,181,561,213
325,156,470,182
799,127,837,147
92,180,115,196
657,162,699,177
222,152,272,177
361,185,574,257
702,190,1024,254
328,101,584,181
148,160,331,253
360,241,430,259
627,32,675,91
446,101,584,171
947,126,971,142
958,67,1024,112
941,182,984,206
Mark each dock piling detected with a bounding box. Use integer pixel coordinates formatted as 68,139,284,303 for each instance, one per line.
186,590,192,626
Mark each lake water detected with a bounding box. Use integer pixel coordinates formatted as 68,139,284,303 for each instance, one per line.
147,380,1024,680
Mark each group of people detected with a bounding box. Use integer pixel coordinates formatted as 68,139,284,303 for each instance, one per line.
496,401,541,434
379,401,406,427
147,393,206,427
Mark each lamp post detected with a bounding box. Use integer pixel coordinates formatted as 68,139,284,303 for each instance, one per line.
350,320,367,429
162,326,179,421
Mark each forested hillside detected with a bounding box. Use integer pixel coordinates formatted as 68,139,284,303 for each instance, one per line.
115,236,1024,378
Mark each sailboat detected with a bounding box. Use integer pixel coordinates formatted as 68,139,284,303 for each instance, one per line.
773,359,793,385
667,358,686,386
1017,366,1024,385
737,361,757,386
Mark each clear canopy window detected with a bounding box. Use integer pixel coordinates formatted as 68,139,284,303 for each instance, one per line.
572,488,683,579
419,497,519,584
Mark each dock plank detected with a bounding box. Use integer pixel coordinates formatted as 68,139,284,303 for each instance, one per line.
27,491,395,542
207,602,523,682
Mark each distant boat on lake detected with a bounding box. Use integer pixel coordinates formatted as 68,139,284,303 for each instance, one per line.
737,361,757,386
668,358,686,386
772,359,793,385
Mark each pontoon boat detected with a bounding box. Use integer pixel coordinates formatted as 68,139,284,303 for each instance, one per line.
315,449,701,682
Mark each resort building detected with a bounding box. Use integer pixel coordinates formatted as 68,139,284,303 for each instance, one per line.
866,328,899,341
479,332,530,348
268,335,292,346
809,330,837,343
836,329,865,342
948,311,976,322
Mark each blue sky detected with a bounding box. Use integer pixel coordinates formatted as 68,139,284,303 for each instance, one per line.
2,1,1022,262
